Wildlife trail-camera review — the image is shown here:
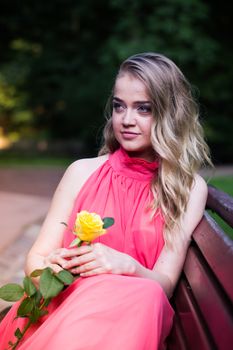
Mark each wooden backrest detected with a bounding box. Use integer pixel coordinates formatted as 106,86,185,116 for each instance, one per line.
167,186,233,350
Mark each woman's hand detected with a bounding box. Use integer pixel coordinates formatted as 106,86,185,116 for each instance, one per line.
43,248,73,273
58,243,136,277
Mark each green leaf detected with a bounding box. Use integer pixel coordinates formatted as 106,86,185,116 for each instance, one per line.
103,217,114,229
33,290,42,307
0,283,24,302
30,269,44,277
17,297,34,317
43,298,51,307
23,276,37,297
69,237,81,247
39,268,64,299
56,270,74,285
15,327,23,340
39,309,49,317
29,307,41,323
32,290,43,306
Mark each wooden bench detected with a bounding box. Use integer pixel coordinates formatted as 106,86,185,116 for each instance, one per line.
167,185,233,350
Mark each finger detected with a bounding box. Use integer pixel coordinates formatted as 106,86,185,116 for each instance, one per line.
70,260,99,274
64,253,95,269
47,264,64,274
79,267,106,277
46,254,69,269
60,245,93,258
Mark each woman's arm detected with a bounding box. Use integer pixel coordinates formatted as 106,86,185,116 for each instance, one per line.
149,175,208,296
24,156,108,276
126,174,208,297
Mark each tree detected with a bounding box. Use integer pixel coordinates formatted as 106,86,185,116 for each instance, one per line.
0,0,232,161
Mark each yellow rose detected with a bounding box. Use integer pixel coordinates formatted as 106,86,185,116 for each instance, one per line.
74,210,106,242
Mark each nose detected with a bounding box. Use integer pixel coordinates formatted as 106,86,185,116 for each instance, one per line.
122,108,136,126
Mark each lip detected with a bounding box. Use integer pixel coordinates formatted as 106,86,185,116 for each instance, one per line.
120,131,140,140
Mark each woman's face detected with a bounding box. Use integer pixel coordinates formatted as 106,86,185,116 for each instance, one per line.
112,73,155,161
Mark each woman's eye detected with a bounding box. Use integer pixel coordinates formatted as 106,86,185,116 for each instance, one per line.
138,105,152,114
113,102,124,112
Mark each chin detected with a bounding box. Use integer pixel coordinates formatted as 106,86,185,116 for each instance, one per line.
122,146,154,161
120,142,148,152
121,144,142,153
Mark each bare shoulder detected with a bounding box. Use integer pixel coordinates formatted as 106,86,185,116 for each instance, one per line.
154,175,209,294
180,174,208,240
60,154,109,198
191,174,208,200
69,153,109,174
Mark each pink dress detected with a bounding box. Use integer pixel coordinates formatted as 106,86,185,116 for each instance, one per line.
0,148,174,350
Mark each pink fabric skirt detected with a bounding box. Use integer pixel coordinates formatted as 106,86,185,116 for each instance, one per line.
0,274,174,350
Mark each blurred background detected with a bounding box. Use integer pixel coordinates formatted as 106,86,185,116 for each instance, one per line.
0,0,232,164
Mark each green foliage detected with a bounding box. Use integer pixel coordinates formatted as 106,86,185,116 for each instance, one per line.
23,276,37,297
56,270,75,285
30,269,45,278
0,283,24,302
0,267,74,349
103,217,115,229
39,268,64,299
209,176,233,196
14,328,23,341
0,0,232,161
17,297,34,317
69,237,82,247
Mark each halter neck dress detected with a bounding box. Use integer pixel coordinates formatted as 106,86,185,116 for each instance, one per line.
0,148,174,350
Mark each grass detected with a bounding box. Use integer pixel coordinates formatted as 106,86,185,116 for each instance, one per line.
208,176,233,196
207,176,233,239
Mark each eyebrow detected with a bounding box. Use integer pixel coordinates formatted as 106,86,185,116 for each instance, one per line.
113,97,151,104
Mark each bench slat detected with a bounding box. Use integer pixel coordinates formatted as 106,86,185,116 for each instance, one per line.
167,311,188,350
207,185,233,228
193,213,233,302
184,246,233,349
171,279,216,350
167,186,233,350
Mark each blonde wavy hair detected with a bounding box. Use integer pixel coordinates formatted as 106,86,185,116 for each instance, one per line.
99,52,211,244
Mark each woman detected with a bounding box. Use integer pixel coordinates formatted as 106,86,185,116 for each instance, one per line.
0,52,211,349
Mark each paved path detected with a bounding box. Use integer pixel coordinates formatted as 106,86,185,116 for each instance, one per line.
0,167,65,311
199,165,233,178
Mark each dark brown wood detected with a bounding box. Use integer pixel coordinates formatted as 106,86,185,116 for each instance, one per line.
167,186,233,350
207,185,233,228
184,246,233,349
192,213,233,302
169,279,215,350
167,311,188,350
